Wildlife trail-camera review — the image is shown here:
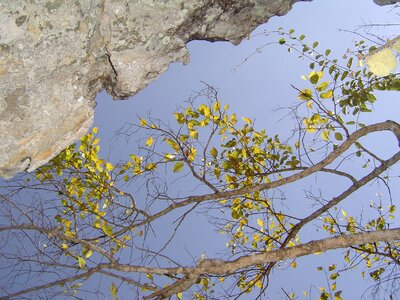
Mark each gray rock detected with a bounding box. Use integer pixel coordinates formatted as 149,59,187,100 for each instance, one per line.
373,0,399,5
0,0,389,178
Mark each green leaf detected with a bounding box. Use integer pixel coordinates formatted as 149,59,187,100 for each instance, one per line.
224,139,237,147
325,49,331,56
102,223,113,236
334,132,343,141
312,41,319,48
310,74,319,84
347,57,353,68
299,34,305,41
328,264,336,272
279,38,286,45
210,147,218,158
173,161,184,173
214,166,221,177
340,71,349,81
330,272,339,280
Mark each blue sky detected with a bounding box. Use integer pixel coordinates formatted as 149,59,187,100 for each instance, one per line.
91,1,400,299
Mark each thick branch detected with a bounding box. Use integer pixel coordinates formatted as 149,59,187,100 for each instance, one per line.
109,227,400,280
135,120,400,227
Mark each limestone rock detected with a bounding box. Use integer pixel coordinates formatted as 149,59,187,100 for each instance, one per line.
0,0,390,178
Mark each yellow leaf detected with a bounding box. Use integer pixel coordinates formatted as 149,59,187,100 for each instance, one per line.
174,112,185,124
316,81,330,92
164,138,180,151
198,104,211,117
146,273,153,280
320,90,333,99
257,218,264,227
269,220,275,229
146,136,153,147
242,117,252,125
164,153,175,161
106,162,114,171
92,127,98,134
140,118,148,127
253,234,260,242
85,250,93,258
306,101,313,109
255,280,263,289
189,130,198,139
291,261,297,268
138,230,143,237
77,257,86,268
187,147,197,162
110,282,118,300
365,48,397,76
297,89,313,101
213,101,220,112
145,163,156,171
321,130,330,141
177,292,183,299
230,113,237,124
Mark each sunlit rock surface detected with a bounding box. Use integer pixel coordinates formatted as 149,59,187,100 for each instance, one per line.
0,0,392,178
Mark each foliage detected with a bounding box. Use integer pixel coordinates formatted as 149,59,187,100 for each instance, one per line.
1,29,400,300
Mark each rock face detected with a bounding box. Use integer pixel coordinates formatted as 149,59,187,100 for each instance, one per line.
373,0,400,5
0,0,395,178
0,0,311,178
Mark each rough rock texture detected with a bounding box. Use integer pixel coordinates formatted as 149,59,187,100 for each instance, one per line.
0,0,394,178
373,0,400,5
0,0,311,178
